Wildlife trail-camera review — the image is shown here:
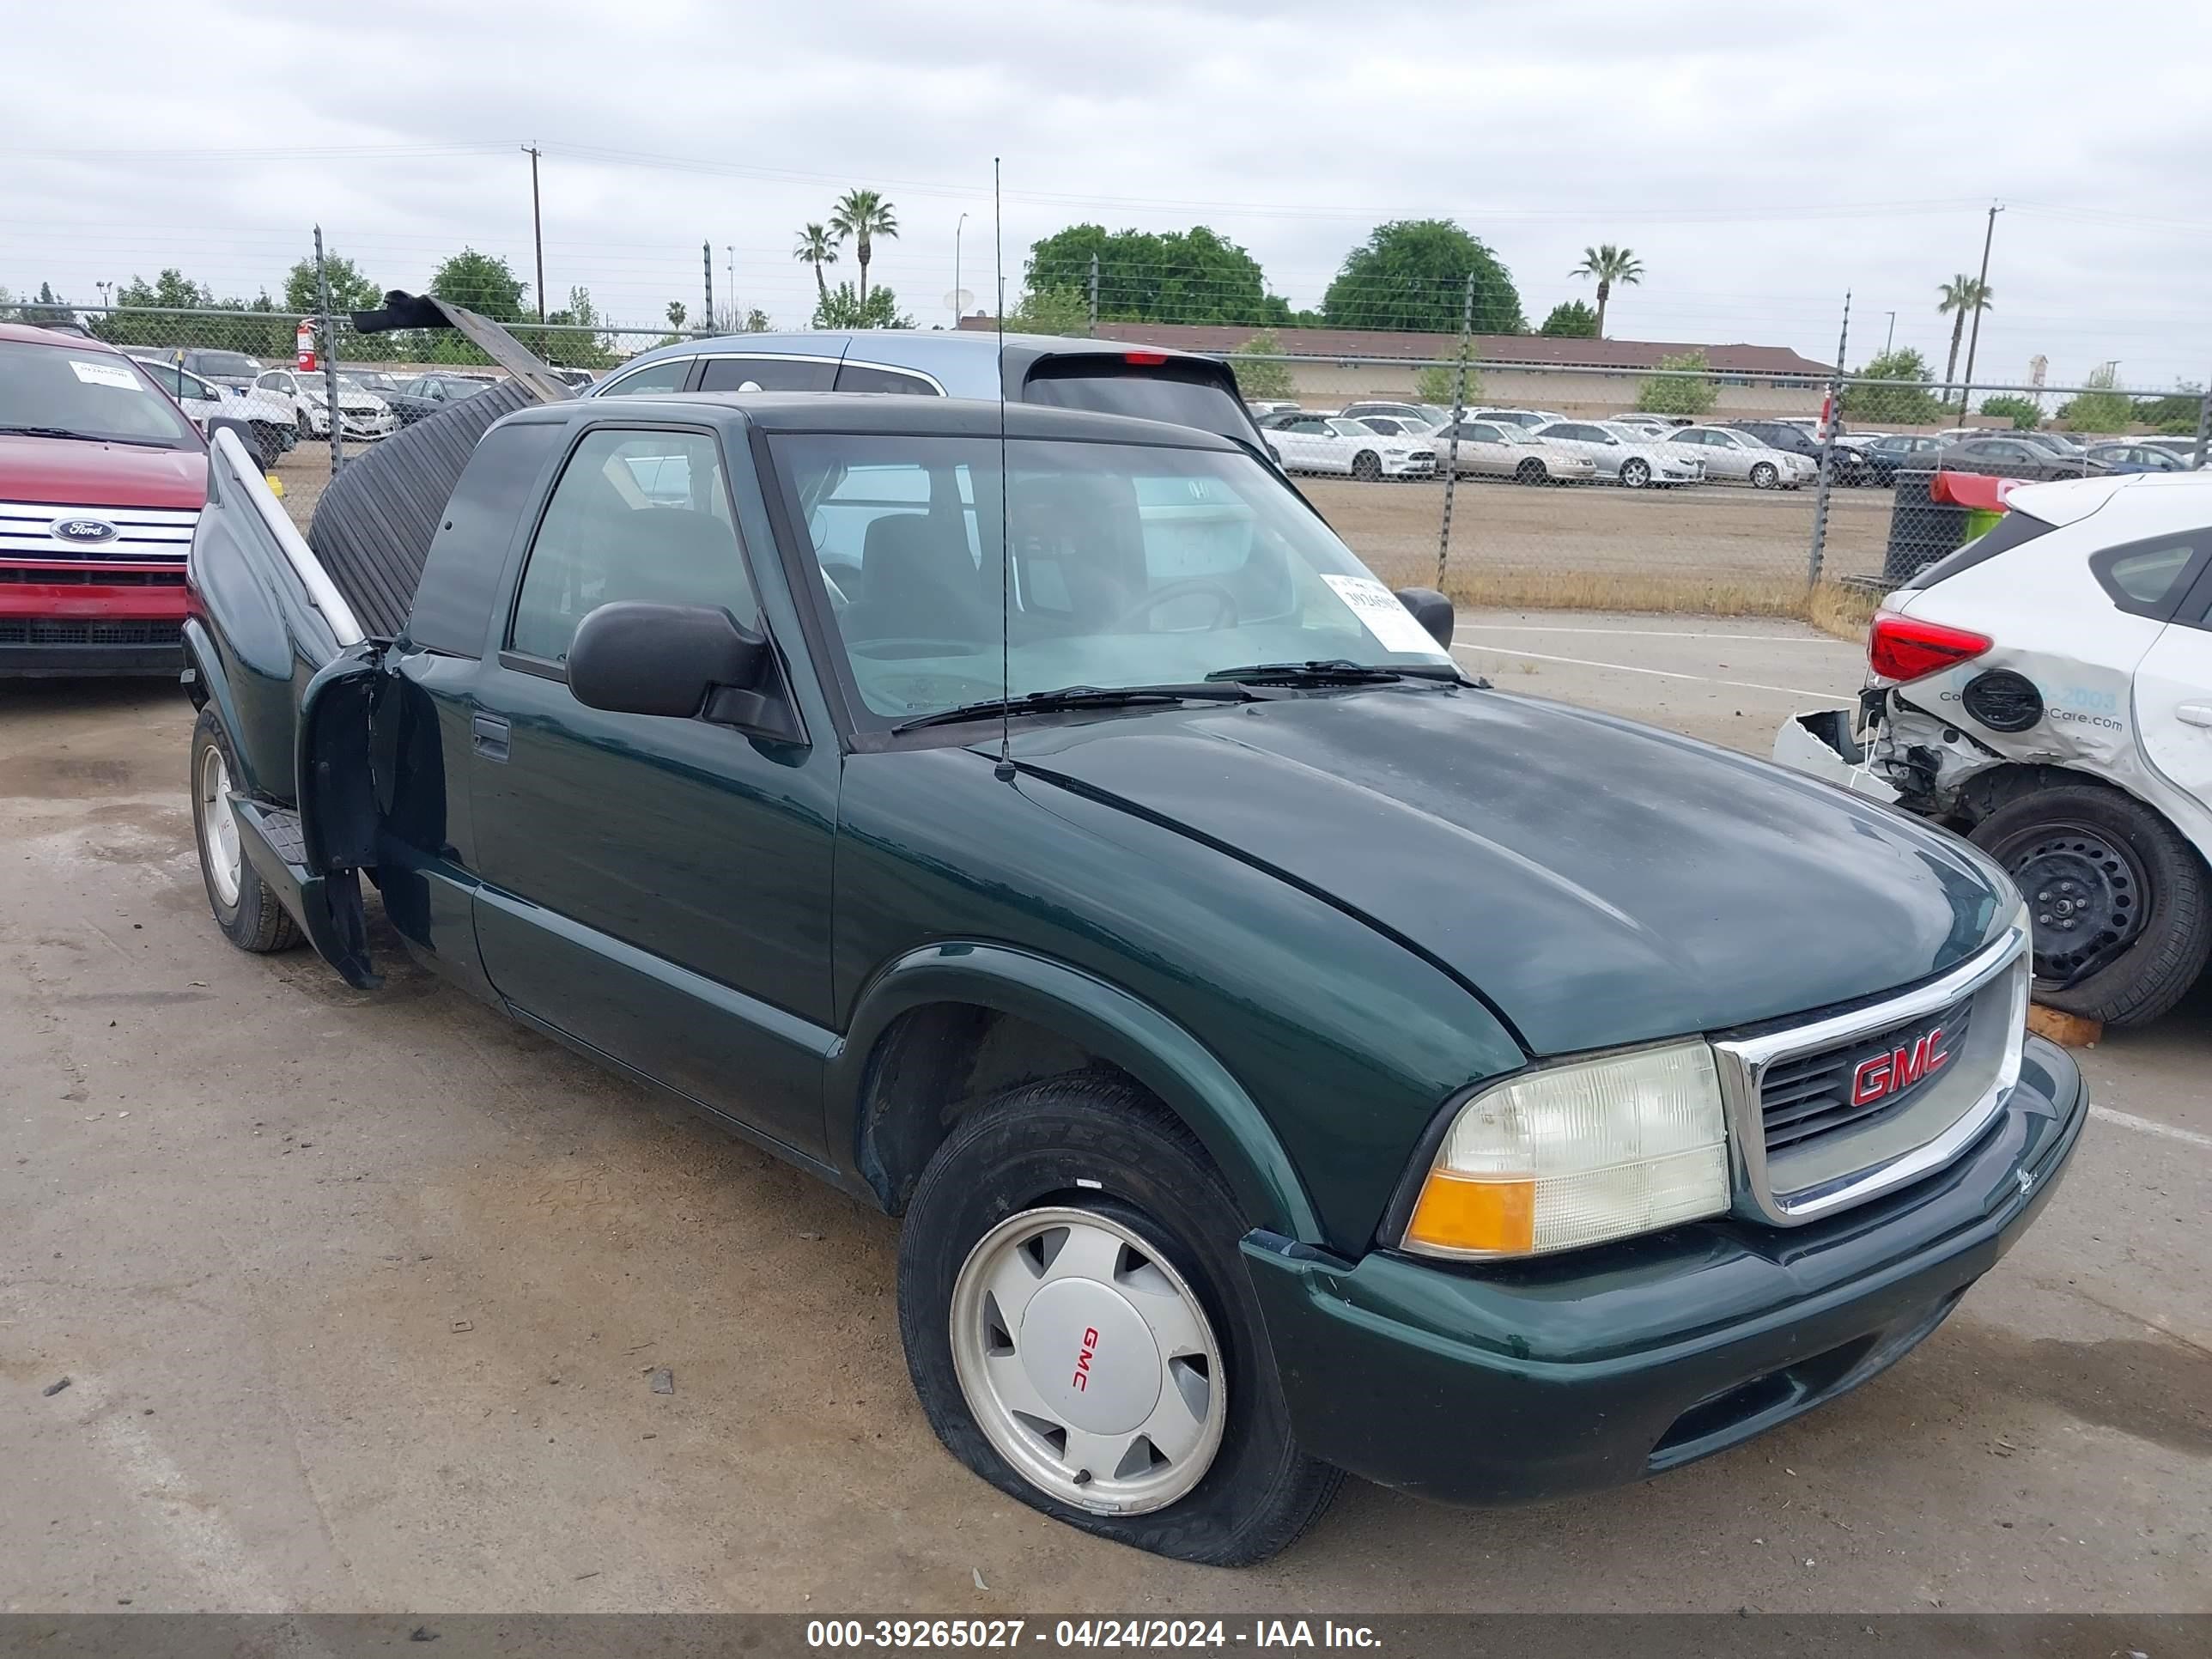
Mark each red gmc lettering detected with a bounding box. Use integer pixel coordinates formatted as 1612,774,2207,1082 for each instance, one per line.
1850,1027,1951,1107
1071,1327,1099,1391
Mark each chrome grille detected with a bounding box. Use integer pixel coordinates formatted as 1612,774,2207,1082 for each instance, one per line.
1758,992,1974,1152
0,500,198,564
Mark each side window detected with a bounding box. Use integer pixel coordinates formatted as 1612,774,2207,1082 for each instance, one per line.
255,371,283,392
834,362,941,396
144,363,182,395
508,428,755,665
698,356,838,392
600,357,694,396
2091,537,2204,620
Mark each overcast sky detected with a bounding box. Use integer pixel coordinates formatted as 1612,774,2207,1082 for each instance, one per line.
8,0,2210,390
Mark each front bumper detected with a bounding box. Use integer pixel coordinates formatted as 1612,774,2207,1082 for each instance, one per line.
0,580,188,676
1379,454,1437,478
1242,1036,2084,1505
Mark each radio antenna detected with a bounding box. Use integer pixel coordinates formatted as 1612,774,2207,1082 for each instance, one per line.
993,156,1016,784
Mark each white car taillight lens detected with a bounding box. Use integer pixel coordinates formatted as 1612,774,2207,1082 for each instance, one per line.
1402,1042,1729,1258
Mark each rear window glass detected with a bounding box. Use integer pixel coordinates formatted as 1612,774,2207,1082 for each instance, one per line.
835,362,940,396
1905,508,2057,589
1021,357,1258,445
699,356,837,393
2092,536,2204,619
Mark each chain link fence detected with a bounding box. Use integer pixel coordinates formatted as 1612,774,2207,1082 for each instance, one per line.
5,287,2204,623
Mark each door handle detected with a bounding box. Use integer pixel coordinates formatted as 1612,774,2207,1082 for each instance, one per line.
2178,702,2212,729
471,712,511,762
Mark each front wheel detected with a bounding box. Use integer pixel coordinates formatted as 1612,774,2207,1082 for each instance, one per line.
1515,458,1547,485
1350,450,1382,482
898,1074,1341,1565
1971,783,2210,1026
1619,458,1650,489
191,708,301,955
1749,461,1778,489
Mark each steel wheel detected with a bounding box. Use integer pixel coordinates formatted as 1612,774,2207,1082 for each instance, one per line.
949,1205,1227,1516
1993,819,2149,988
197,741,242,908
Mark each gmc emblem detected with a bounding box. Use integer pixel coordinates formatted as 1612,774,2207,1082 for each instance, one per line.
1071,1326,1098,1391
1851,1026,1951,1107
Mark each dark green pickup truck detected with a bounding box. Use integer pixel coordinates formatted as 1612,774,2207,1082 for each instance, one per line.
183,392,2085,1565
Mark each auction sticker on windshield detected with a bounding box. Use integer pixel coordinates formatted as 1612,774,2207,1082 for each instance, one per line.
1322,574,1452,658
70,360,142,392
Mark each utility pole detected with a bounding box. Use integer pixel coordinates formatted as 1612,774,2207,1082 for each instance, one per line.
1088,254,1099,336
726,245,735,324
1883,311,1896,355
1808,292,1851,587
1956,202,2002,421
954,212,968,327
702,241,714,336
1433,271,1477,591
520,144,547,325
313,225,344,476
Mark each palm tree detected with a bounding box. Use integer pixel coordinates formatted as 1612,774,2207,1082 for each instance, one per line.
1569,244,1644,338
1936,274,1993,391
828,189,898,308
793,224,838,308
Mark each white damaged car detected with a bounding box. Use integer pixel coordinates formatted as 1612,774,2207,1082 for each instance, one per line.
1776,472,2212,1025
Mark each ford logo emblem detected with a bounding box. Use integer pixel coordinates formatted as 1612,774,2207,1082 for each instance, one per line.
52,517,119,545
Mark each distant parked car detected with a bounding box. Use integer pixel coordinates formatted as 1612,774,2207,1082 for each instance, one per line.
251,366,398,441
1935,435,2111,483
2142,436,2204,467
546,366,597,390
1724,419,1876,485
1858,433,1947,483
2086,441,2190,474
1666,425,1815,489
137,359,295,466
380,372,501,427
1244,399,1303,422
1531,420,1702,488
177,349,266,393
1339,400,1448,430
1469,407,1565,431
1261,411,1436,479
1613,413,1693,434
1353,415,1437,441
1428,419,1597,484
337,370,405,398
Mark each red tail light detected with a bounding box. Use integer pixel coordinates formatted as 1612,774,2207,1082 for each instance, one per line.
1122,350,1168,365
1868,610,1992,682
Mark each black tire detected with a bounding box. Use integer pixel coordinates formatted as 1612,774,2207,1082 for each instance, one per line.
1750,461,1778,489
190,707,301,955
898,1073,1342,1566
1515,458,1547,485
294,406,313,439
1619,458,1650,489
1351,450,1382,482
1970,782,2211,1026
247,422,283,470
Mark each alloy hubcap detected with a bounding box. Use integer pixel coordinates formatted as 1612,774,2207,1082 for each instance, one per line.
198,744,242,908
949,1206,1225,1516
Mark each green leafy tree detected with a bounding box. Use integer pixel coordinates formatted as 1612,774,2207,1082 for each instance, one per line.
742,307,772,333
1322,221,1523,334
2056,364,2132,434
2131,384,2204,436
793,223,838,307
1569,245,1643,337
1936,274,1992,389
665,300,688,331
1636,349,1717,416
283,251,380,316
828,189,897,308
533,286,616,369
1227,331,1295,399
1027,224,1282,326
1840,348,1946,423
1537,299,1598,338
1978,393,2043,431
430,248,528,321
1415,340,1484,406
3,282,76,326
1000,285,1092,337
120,268,215,310
813,281,911,330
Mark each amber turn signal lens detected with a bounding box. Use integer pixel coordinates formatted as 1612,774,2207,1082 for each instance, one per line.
1405,1172,1536,1256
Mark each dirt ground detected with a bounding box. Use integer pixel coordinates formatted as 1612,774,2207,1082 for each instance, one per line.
3,616,2206,1617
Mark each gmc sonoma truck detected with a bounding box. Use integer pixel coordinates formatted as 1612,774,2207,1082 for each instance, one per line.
184,386,2085,1565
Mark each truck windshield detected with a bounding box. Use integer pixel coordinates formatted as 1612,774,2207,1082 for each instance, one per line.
775,433,1455,729
0,341,201,449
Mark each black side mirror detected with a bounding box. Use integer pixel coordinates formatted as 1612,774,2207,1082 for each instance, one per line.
568,602,799,739
1393,586,1455,649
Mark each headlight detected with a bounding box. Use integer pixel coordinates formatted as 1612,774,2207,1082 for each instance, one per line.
1401,1040,1729,1258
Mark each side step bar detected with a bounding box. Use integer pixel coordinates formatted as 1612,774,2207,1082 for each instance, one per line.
231,799,382,990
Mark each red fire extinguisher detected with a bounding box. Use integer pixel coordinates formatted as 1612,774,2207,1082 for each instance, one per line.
296,319,317,373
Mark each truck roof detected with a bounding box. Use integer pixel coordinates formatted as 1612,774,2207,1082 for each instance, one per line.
569,390,1243,450
0,321,126,350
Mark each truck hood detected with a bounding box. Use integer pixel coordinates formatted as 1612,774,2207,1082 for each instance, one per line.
0,434,206,509
1008,687,2009,1056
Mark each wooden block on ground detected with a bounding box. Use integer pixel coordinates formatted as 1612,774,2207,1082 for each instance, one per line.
2027,1003,2101,1048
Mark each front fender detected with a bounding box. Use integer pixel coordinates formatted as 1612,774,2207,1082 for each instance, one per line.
829,941,1322,1244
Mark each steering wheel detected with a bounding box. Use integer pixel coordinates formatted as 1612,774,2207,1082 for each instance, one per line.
1115,578,1240,633
848,637,981,661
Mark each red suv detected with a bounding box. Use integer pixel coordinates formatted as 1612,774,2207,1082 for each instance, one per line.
1,323,207,676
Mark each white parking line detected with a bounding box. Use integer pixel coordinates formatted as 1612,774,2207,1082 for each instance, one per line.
2091,1104,2212,1153
1460,624,1860,645
1450,641,1839,702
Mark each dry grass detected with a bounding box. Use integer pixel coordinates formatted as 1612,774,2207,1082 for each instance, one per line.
1440,567,1881,641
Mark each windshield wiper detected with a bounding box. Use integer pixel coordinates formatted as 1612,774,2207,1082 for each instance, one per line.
0,425,171,448
1205,658,1463,687
891,682,1264,734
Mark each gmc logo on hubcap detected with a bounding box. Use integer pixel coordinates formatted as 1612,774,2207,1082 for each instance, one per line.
1070,1326,1098,1391
1850,1025,1951,1107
